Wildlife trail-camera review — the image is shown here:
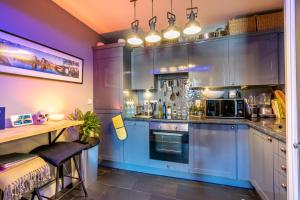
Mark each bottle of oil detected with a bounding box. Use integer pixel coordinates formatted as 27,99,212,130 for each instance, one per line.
162,102,167,119
167,103,172,119
158,99,163,119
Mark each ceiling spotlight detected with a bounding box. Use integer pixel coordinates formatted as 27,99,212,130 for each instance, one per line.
145,0,161,43
127,0,143,46
163,0,180,40
183,0,202,36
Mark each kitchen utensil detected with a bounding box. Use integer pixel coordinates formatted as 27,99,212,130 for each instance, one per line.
170,86,176,101
175,80,180,97
201,90,225,99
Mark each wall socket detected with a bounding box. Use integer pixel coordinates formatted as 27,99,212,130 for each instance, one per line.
87,99,93,105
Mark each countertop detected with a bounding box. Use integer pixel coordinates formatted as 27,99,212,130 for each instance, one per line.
125,117,286,142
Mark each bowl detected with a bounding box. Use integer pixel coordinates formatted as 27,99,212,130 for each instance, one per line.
201,90,225,99
48,114,65,122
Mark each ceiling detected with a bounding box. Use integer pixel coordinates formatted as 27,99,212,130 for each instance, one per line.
53,0,283,35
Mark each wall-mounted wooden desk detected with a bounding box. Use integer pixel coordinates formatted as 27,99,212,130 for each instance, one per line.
0,120,83,144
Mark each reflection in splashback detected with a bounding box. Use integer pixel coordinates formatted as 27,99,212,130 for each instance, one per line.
124,75,285,114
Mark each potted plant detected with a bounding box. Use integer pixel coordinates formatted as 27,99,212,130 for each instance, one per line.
69,108,101,186
69,108,101,145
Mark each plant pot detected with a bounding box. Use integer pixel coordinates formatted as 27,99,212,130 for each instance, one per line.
76,137,100,150
79,140,99,187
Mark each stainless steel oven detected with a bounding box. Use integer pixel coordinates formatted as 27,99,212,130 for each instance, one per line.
150,122,189,164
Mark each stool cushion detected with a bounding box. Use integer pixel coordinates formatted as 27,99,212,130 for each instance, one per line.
30,142,85,166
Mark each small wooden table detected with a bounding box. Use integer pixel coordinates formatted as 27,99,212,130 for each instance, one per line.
0,120,84,144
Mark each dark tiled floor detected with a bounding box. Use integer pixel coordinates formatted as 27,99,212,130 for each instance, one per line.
63,167,261,200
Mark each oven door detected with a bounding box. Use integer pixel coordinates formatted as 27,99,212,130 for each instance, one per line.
150,130,189,164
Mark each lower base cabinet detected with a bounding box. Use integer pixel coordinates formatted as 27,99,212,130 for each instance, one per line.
99,119,287,199
274,140,287,200
250,128,287,200
98,113,124,162
124,121,149,166
189,124,237,179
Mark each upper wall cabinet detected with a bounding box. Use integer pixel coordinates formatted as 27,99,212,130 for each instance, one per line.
188,39,230,87
229,33,279,86
93,44,124,111
131,48,155,90
154,44,189,74
278,33,285,85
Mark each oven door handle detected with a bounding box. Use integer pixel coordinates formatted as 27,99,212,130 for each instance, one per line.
152,132,184,137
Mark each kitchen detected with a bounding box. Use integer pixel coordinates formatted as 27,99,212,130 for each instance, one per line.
92,0,286,199
0,0,299,200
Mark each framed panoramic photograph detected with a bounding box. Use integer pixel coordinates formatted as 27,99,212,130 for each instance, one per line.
0,30,83,83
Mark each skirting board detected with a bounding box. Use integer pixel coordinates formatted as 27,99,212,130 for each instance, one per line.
99,160,253,189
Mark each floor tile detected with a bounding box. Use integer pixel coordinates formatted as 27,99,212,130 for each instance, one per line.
99,186,151,200
61,167,262,200
97,169,140,189
133,175,178,198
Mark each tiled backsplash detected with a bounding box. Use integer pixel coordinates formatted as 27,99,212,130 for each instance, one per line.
123,77,285,114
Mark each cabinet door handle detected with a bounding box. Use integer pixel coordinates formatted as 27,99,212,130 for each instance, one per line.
281,165,287,172
231,126,235,129
280,147,286,154
281,183,287,190
267,137,273,142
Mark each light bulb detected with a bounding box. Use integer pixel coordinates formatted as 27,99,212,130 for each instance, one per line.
145,30,161,43
183,20,202,35
163,25,180,40
127,33,143,46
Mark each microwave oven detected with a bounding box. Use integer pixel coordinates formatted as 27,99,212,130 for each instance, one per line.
206,99,245,118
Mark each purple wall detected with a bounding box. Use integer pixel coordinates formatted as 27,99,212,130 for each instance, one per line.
0,0,99,120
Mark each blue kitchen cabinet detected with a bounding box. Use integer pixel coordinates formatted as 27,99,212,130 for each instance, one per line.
154,44,189,74
189,124,237,179
229,33,279,86
278,32,285,85
188,38,230,87
131,48,155,90
237,125,250,181
98,113,124,162
250,128,274,200
124,121,150,166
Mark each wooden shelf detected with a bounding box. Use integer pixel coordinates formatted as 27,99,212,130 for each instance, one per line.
0,120,83,144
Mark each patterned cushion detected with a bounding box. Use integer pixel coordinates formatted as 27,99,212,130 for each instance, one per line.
30,142,85,166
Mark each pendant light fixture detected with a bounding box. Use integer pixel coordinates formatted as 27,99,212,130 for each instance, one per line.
145,0,161,43
163,0,181,40
183,0,202,36
127,0,143,46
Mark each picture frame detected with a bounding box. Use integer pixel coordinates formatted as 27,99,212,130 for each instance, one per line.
10,114,33,127
0,30,83,83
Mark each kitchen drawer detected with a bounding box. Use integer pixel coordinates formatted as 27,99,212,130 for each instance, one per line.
274,154,287,175
149,159,188,172
278,141,287,159
278,173,287,200
125,120,149,127
278,156,287,176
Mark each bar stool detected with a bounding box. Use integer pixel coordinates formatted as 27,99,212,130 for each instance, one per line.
30,142,87,200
